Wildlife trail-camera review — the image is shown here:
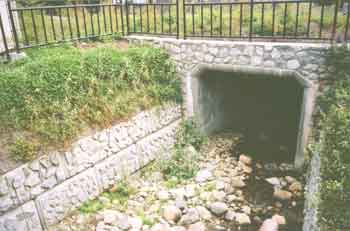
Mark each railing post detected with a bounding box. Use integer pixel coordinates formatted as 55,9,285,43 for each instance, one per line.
7,0,19,53
176,0,179,39
183,0,186,39
73,2,81,40
332,0,339,42
125,0,130,35
249,0,254,41
120,2,125,36
0,14,10,61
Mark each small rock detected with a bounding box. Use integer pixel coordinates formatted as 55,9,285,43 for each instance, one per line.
196,206,212,220
175,198,187,210
231,177,246,188
151,223,171,231
172,226,187,231
239,155,252,165
272,214,286,225
157,190,170,201
235,213,251,225
116,214,130,230
224,210,236,221
99,196,111,204
215,181,226,191
288,182,302,193
265,177,280,186
259,219,278,231
102,210,118,225
208,202,228,216
129,217,143,230
188,222,206,231
273,190,293,201
195,169,213,183
211,191,226,201
285,176,296,184
242,165,253,174
179,208,200,225
163,205,182,223
185,185,197,198
241,205,251,215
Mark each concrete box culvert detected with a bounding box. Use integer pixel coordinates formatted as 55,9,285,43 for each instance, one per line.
185,64,317,169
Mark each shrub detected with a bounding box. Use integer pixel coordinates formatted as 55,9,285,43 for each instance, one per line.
159,118,206,182
316,46,350,230
0,44,182,161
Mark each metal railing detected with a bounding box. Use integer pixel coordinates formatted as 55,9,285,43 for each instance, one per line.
8,2,125,49
126,0,180,37
1,0,349,61
183,0,350,41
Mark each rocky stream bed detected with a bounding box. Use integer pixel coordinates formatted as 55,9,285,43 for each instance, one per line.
51,132,304,231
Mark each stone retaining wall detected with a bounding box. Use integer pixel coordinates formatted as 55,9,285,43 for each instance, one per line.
0,104,182,231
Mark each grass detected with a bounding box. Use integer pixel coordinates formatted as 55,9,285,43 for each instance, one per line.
79,181,136,214
314,46,350,231
0,43,181,161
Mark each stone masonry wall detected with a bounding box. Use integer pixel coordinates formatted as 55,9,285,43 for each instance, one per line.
127,36,328,231
0,104,182,231
127,36,328,83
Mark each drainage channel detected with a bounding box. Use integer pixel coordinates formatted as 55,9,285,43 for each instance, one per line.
51,131,304,231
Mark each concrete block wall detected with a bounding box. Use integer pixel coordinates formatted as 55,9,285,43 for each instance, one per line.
0,104,182,230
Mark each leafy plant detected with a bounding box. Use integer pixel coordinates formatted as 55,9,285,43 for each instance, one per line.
79,180,136,214
315,46,350,230
158,118,206,181
9,138,39,162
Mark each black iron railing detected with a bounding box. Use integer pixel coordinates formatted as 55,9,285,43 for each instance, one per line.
1,0,350,61
183,0,350,41
126,0,180,37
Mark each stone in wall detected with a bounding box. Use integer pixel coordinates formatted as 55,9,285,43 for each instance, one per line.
0,152,68,215
0,176,19,216
128,36,328,82
35,167,100,228
64,104,182,177
0,201,43,231
94,119,180,191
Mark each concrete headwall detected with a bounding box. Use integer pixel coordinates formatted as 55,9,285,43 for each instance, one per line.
0,104,182,230
127,36,327,231
127,36,326,166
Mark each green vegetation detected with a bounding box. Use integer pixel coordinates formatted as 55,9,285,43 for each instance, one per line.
79,181,136,214
315,46,350,231
158,119,206,183
0,44,181,161
136,210,157,226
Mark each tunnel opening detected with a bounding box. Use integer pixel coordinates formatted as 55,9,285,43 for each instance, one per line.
194,68,305,164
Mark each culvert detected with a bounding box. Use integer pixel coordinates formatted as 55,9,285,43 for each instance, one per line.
186,65,317,168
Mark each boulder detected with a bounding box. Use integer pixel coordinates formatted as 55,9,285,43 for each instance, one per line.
208,202,228,216
163,205,182,223
188,222,206,231
273,190,293,201
179,208,200,225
